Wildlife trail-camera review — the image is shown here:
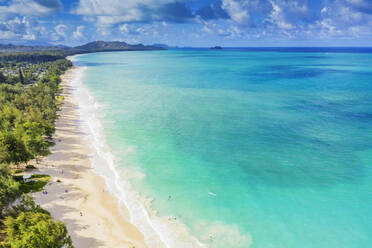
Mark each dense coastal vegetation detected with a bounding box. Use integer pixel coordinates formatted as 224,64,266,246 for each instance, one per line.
0,51,73,247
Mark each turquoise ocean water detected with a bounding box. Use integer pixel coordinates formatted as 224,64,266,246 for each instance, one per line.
73,49,372,248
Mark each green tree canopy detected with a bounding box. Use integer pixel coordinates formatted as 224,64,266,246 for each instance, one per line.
0,131,31,165
0,72,7,83
4,211,73,248
16,121,50,163
0,164,21,215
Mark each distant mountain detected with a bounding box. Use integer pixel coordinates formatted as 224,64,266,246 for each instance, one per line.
10,40,55,46
0,41,164,54
0,43,71,52
152,43,170,48
74,41,163,51
210,46,223,50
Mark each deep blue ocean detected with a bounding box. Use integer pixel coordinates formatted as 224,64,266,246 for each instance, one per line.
74,49,372,248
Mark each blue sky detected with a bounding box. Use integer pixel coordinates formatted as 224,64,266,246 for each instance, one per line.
0,0,372,47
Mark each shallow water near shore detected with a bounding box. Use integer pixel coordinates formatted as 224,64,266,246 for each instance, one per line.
73,49,372,248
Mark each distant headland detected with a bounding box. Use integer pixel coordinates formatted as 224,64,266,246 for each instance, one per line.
0,41,164,54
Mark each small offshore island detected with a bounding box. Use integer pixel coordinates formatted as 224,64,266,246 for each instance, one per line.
0,41,161,248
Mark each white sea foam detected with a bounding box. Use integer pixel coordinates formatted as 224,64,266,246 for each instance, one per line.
195,221,252,248
68,56,209,248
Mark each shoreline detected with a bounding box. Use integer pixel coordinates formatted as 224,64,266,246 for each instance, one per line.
33,66,148,248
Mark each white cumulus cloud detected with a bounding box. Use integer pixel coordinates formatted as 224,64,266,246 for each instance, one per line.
0,0,61,18
73,25,85,40
54,23,67,39
73,0,193,27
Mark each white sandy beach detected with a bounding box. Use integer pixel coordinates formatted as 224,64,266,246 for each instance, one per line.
32,67,148,248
